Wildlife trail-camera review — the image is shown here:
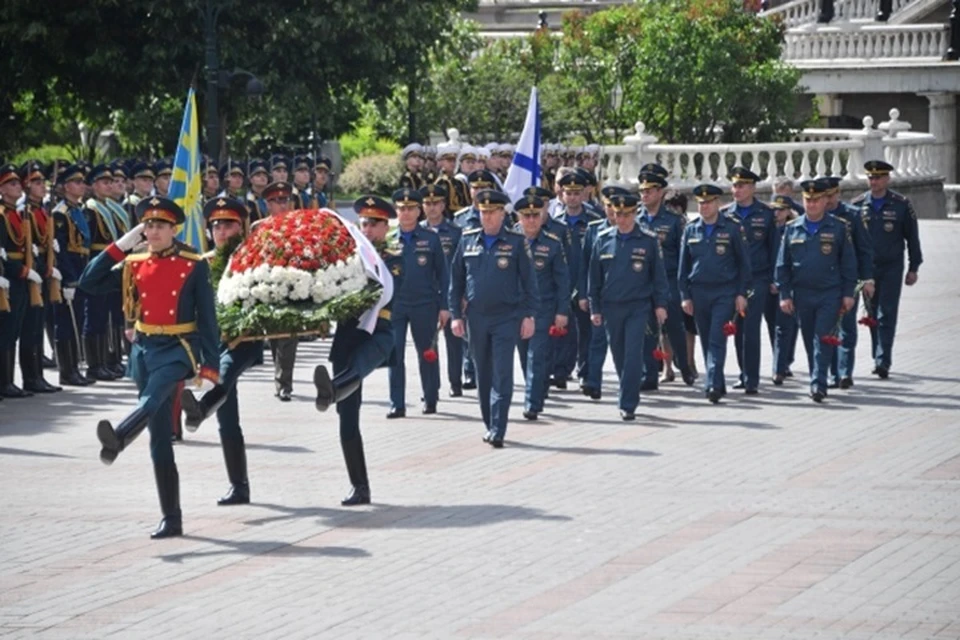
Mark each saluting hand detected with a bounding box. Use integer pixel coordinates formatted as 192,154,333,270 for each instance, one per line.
116,223,145,252
520,317,535,340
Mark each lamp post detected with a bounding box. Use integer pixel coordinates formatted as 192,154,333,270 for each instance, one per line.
947,0,960,60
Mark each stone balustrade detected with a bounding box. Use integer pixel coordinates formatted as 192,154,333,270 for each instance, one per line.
761,0,917,26
783,23,950,64
596,110,941,191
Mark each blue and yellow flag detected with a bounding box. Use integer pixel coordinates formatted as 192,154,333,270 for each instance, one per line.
169,88,206,252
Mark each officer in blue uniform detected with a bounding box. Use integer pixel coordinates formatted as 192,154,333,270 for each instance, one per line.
313,196,397,505
449,190,539,448
769,195,799,385
638,171,696,389
589,193,669,420
679,184,751,404
245,159,270,223
312,157,334,209
777,179,857,402
387,187,449,417
851,160,922,379
291,155,314,209
180,197,256,506
822,176,875,389
721,167,777,394
81,197,221,538
49,164,95,387
553,171,601,390
419,184,465,396
514,195,569,420
579,185,624,400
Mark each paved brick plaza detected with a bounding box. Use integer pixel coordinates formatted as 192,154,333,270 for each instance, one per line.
1,220,958,639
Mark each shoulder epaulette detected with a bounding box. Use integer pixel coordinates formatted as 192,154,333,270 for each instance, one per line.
723,213,741,224
850,191,870,205
598,226,617,237
587,218,606,227
177,250,203,261
202,249,217,261
640,226,658,238
453,206,472,218
52,202,68,214
85,197,98,209
506,228,524,237
463,227,482,235
383,247,403,257
755,201,773,211
888,190,906,201
542,230,560,242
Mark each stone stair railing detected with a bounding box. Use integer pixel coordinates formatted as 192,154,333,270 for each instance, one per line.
783,22,950,64
597,110,940,191
761,0,919,26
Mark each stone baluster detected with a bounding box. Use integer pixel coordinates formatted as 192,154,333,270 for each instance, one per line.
784,151,798,178
830,149,843,177
799,151,813,178
849,115,884,178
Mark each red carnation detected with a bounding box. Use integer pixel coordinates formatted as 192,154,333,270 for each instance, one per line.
722,321,737,337
858,316,878,328
820,334,842,347
652,348,668,361
422,348,439,363
548,325,568,338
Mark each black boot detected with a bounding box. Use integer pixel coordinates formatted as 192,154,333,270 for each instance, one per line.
1,349,32,398
84,336,110,381
100,334,122,380
217,437,250,505
314,365,362,412
151,462,183,539
96,405,150,465
340,435,370,506
107,328,126,378
182,384,229,432
21,344,61,393
57,340,92,386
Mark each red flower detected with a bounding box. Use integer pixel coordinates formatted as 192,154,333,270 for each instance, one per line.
548,325,568,338
722,321,737,337
652,348,668,361
422,349,439,363
820,334,842,347
858,316,878,328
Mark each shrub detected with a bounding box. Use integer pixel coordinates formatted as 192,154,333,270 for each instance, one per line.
338,153,403,196
339,124,401,166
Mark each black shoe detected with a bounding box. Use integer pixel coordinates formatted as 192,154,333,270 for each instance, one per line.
422,404,437,415
489,439,504,449
277,389,292,402
341,485,371,506
1,350,32,398
151,516,183,539
449,386,463,398
828,379,840,389
97,406,150,465
183,385,229,432
732,380,746,390
811,389,825,403
784,369,794,378
745,387,759,395
681,372,697,387
462,379,477,390
590,387,602,400
620,410,635,421
97,420,120,465
21,345,61,393
580,384,592,397
839,377,853,389
42,354,56,369
707,388,722,404
639,381,658,392
553,378,567,390
772,375,784,386
523,410,538,421
386,408,406,419
57,341,92,386
660,370,676,384
218,483,250,505
874,366,889,379
314,365,362,412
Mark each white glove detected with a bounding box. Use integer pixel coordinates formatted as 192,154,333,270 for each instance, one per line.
53,239,60,253
115,223,145,252
0,248,6,260
32,244,39,257
64,287,76,302
191,376,214,392
0,276,9,290
26,269,42,284
52,268,62,281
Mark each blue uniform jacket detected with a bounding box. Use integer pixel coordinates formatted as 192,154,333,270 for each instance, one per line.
721,200,778,282
679,215,752,301
51,199,91,287
852,190,923,273
578,218,611,302
449,227,540,321
78,241,221,382
775,214,858,299
554,205,602,299
640,206,685,277
516,226,570,318
420,218,463,265
392,225,449,311
828,202,875,281
588,224,669,314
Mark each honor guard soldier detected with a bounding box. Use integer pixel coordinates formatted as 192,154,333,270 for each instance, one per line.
81,197,220,538
245,159,270,223
50,164,95,387
435,142,470,216
514,195,569,420
128,162,156,222
579,185,625,400
312,157,334,209
422,146,438,184
292,155,313,208
18,161,62,393
679,184,751,404
263,181,299,401
85,164,129,381
776,179,857,402
181,197,255,505
311,196,398,506
387,187,450,417
769,195,800,385
219,160,246,200
419,184,465,396
588,193,668,421
399,143,425,190
823,176,875,389
202,159,220,202
0,165,44,397
638,170,697,389
153,159,173,197
270,154,291,184
553,170,601,390
542,144,560,195
852,160,922,379
449,189,539,448
721,167,777,395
